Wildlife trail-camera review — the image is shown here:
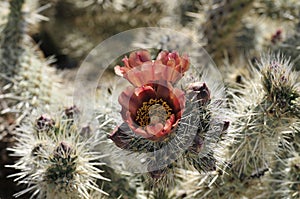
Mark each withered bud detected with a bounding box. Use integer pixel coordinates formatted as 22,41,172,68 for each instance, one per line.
108,123,131,149
36,114,55,131
187,82,211,105
188,135,204,154
222,121,230,132
64,105,80,119
54,142,73,158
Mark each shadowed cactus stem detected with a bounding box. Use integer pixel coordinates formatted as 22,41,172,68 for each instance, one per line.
0,0,57,128
0,0,25,76
202,0,254,62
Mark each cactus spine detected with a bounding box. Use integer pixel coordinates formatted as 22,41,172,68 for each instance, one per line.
193,54,300,198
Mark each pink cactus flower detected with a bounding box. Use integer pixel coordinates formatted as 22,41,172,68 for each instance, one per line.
109,81,185,142
110,50,189,147
114,50,190,86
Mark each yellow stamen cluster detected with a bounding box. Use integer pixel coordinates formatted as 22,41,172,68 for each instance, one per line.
135,98,172,127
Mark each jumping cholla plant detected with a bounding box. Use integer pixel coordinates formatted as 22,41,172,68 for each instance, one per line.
0,0,56,138
202,0,255,62
0,1,61,197
190,54,300,199
7,106,110,199
2,0,300,198
107,49,229,192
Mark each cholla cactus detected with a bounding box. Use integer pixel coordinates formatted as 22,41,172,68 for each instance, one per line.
201,0,254,63
233,54,299,177
133,27,203,61
273,22,300,70
286,153,300,198
105,49,229,195
0,1,59,196
0,0,25,76
265,121,300,199
96,166,138,199
8,108,109,198
37,0,169,63
192,53,300,198
0,0,56,127
3,1,300,198
253,0,300,21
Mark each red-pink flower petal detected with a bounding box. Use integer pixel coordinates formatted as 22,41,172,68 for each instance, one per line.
114,65,130,76
115,50,190,86
161,114,175,136
114,50,151,77
118,87,137,119
146,123,164,136
157,51,190,79
115,82,186,141
170,87,186,113
128,50,151,67
119,85,157,121
180,54,190,72
134,127,151,138
161,63,182,84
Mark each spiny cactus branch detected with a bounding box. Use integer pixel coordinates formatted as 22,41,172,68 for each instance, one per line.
1,0,26,76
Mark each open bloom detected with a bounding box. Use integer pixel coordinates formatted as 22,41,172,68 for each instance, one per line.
110,81,185,142
115,50,190,86
110,50,188,146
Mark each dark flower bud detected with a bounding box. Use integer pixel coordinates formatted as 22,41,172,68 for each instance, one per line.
54,141,73,158
108,123,131,149
187,82,211,105
36,114,55,131
188,135,204,154
64,105,80,119
222,121,230,132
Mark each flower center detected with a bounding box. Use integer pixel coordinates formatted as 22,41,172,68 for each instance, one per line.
135,98,172,127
